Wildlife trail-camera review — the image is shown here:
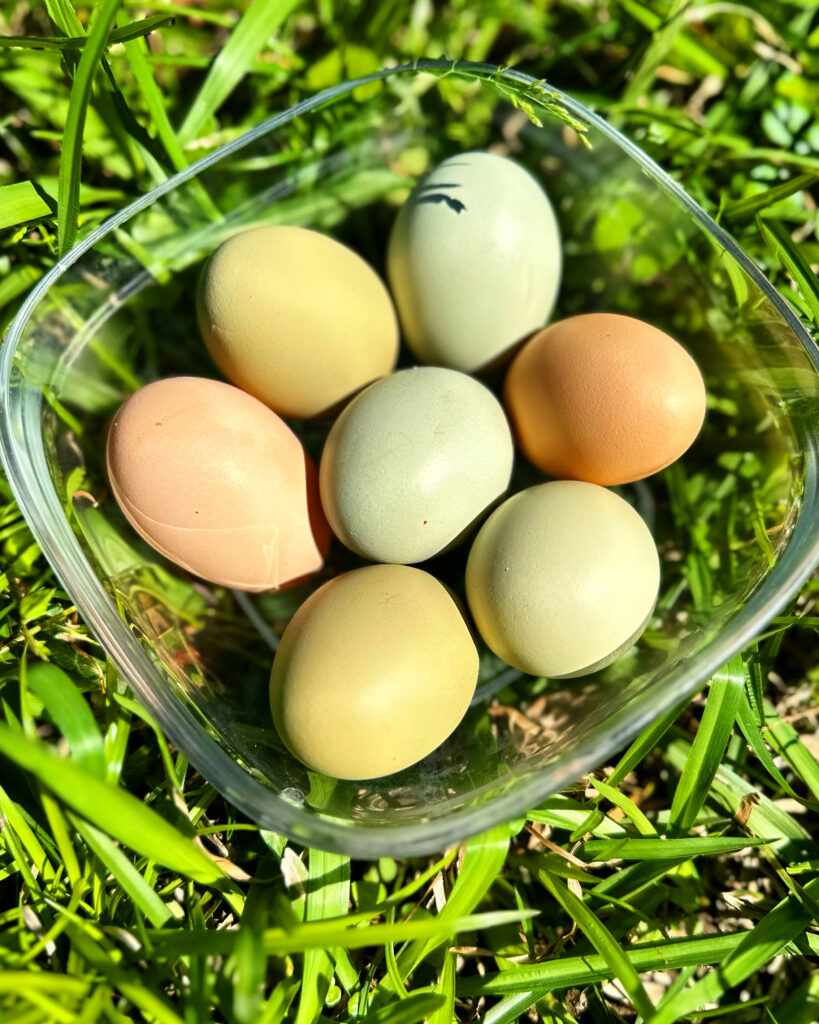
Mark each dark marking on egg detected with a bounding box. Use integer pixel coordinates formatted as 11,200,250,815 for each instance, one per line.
415,193,466,214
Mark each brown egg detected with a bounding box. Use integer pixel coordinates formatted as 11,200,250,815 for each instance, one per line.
106,377,330,591
504,313,706,485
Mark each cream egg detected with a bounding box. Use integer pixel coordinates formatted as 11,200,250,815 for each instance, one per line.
269,564,478,779
319,367,514,564
197,225,399,419
504,313,706,485
387,151,561,372
106,377,330,591
465,481,660,678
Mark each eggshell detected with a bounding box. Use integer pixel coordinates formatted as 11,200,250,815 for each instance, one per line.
106,377,330,591
504,313,706,485
269,564,478,779
319,367,514,564
387,151,562,372
465,481,659,678
197,225,399,419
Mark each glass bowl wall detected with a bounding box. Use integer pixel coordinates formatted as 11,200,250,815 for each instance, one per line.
2,61,818,856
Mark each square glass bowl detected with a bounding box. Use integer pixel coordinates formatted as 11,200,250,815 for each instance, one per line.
2,61,819,856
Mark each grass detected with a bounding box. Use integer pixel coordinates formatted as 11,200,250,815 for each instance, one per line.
1,1,819,1021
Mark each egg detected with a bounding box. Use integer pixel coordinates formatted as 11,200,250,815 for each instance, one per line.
504,313,706,485
319,367,514,564
465,481,659,678
197,225,399,419
387,151,562,372
106,377,330,591
269,564,478,779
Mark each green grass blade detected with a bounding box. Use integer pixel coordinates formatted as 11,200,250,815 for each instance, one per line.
24,661,105,778
43,0,83,33
0,721,224,884
770,973,819,1024
621,0,690,103
0,181,52,229
761,706,819,804
757,216,819,324
0,16,173,50
231,925,267,1024
669,655,744,833
735,692,819,808
664,736,811,853
458,932,744,996
429,952,456,1024
652,878,819,1024
394,824,511,984
723,174,819,220
43,0,157,175
484,992,549,1024
615,0,727,77
177,0,302,145
67,931,187,1024
349,993,446,1024
57,0,123,255
109,694,182,794
585,775,657,836
0,974,90,998
363,850,458,918
606,696,691,789
104,13,175,44
538,868,655,1019
145,909,536,958
581,836,768,861
295,849,353,1024
259,978,300,1024
70,815,173,927
530,797,628,837
383,906,409,996
119,984,179,1020
123,36,188,174
0,782,53,889
39,792,83,893
0,264,42,311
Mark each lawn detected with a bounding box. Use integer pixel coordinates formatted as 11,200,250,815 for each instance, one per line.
1,2,819,1022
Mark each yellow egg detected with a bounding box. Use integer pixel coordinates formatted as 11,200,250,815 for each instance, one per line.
197,226,399,419
269,564,478,779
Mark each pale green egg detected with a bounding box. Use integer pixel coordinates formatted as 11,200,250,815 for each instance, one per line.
319,367,514,564
387,151,562,373
466,481,660,678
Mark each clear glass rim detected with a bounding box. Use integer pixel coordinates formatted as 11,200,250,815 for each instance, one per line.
2,59,819,857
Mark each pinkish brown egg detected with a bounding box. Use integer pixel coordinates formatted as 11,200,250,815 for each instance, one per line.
106,376,330,591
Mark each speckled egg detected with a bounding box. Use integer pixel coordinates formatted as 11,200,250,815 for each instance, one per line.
504,313,706,485
197,225,399,419
465,481,660,678
269,564,478,779
106,377,330,591
387,151,562,372
319,367,514,564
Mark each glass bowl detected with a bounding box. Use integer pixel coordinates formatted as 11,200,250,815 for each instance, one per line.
2,61,819,857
